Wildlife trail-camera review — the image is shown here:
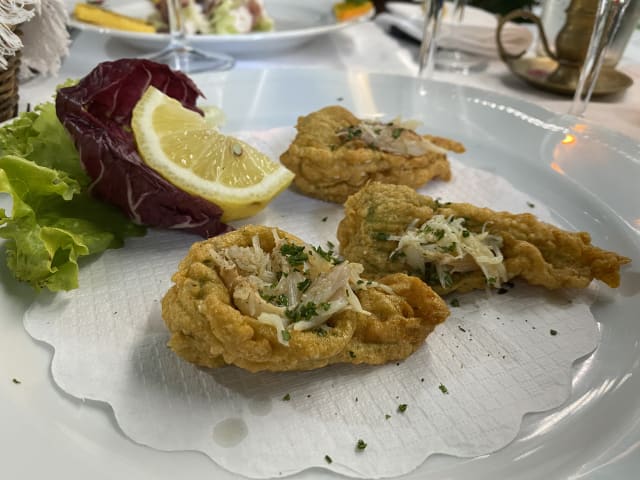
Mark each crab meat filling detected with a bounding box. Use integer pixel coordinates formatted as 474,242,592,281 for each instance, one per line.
210,231,386,345
336,119,447,156
389,215,507,289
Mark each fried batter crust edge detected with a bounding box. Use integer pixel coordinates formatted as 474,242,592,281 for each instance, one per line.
280,105,462,203
161,225,450,372
337,182,631,294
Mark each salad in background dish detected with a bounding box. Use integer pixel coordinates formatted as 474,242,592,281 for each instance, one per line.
72,0,274,34
148,0,274,34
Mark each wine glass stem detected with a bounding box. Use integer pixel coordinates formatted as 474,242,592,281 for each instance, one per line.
418,0,444,80
167,0,188,50
569,0,628,116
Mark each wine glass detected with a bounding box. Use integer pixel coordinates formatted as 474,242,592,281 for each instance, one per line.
418,0,487,80
148,0,234,73
434,0,489,72
569,0,631,116
417,0,444,82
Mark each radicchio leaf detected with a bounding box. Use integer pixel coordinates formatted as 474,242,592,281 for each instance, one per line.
55,59,232,238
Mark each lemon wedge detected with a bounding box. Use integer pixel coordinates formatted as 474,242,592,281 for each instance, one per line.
131,86,294,221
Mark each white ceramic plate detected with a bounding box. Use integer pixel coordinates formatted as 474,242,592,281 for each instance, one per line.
1,68,639,479
67,0,374,56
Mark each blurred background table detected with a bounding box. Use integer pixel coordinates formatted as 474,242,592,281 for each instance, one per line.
18,6,640,140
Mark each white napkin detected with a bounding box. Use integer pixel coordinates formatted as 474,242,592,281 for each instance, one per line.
19,0,70,80
376,1,533,59
24,127,599,479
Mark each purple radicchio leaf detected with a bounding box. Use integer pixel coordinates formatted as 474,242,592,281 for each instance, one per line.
55,58,232,238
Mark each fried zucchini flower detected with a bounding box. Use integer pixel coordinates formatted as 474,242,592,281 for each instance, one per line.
280,105,464,203
337,182,631,295
162,225,450,372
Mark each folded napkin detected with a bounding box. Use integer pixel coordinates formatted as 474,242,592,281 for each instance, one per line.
20,0,70,79
376,1,533,59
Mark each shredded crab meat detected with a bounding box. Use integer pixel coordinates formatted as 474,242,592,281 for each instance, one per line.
209,231,386,345
336,120,447,156
389,215,508,289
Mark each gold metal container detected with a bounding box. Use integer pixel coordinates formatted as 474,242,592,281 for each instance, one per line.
496,0,633,96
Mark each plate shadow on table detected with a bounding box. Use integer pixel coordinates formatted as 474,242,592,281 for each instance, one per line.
496,70,630,105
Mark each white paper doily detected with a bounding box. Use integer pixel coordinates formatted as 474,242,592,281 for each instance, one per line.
24,128,599,479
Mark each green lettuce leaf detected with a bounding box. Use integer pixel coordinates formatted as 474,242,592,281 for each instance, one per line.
0,102,145,292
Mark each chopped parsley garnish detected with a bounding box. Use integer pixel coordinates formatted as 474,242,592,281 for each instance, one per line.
372,231,390,241
348,350,356,358
439,242,457,254
286,302,318,322
313,327,328,337
423,263,440,286
527,201,535,208
280,243,308,267
281,330,291,342
397,404,408,413
297,278,312,293
322,216,328,222
282,393,291,401
313,245,337,263
313,242,343,265
487,276,497,286
12,378,21,384
391,127,403,139
550,329,558,336
385,414,391,420
438,383,449,394
286,301,330,323
433,198,451,209
423,264,453,288
450,298,460,307
462,230,470,238
345,126,362,140
324,455,333,464
356,439,367,451
389,250,406,261
262,292,289,307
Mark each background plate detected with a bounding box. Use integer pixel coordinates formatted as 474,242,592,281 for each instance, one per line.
67,0,374,56
1,68,639,479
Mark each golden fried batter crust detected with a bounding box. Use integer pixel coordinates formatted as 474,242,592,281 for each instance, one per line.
337,182,631,294
162,225,450,372
279,105,464,203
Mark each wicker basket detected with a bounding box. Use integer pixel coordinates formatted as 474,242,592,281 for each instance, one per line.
0,30,21,123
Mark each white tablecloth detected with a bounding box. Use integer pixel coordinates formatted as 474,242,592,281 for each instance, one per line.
18,20,640,140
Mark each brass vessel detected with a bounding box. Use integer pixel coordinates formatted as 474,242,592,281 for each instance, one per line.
496,0,632,96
